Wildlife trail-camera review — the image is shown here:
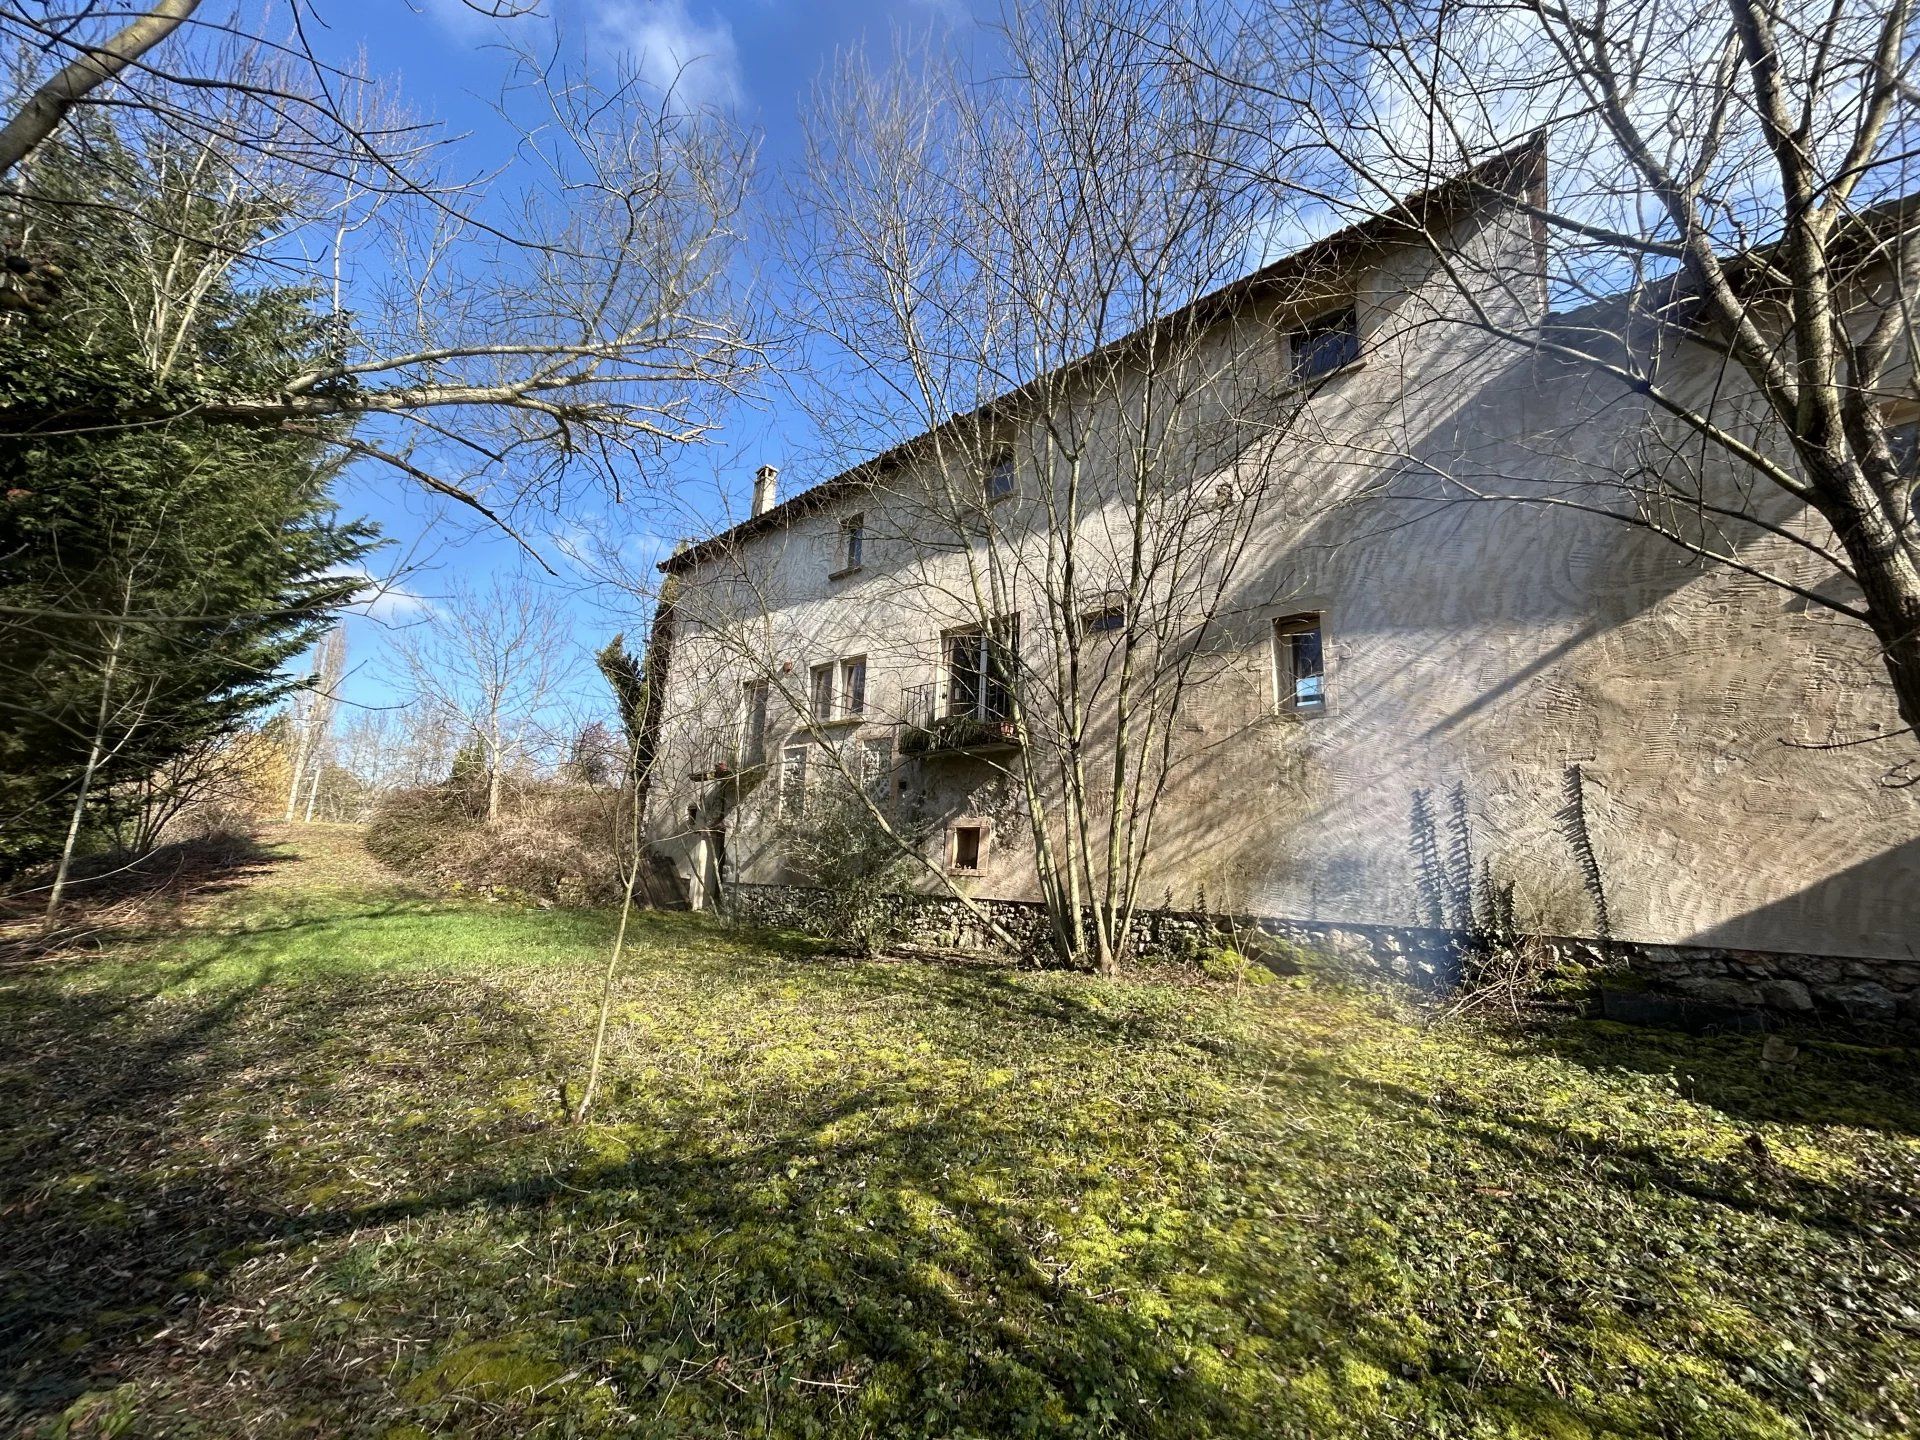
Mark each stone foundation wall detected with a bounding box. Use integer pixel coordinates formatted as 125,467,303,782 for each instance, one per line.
722,883,1920,1034
1621,944,1920,1029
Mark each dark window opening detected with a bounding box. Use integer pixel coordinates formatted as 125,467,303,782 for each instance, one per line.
809,662,835,720
840,655,867,716
945,617,1018,721
1080,604,1126,636
951,824,984,871
1888,420,1919,478
742,680,769,762
985,452,1016,502
1274,614,1325,713
1286,305,1360,384
840,514,865,572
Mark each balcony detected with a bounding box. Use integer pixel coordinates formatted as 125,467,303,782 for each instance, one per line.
688,741,768,782
898,682,1020,757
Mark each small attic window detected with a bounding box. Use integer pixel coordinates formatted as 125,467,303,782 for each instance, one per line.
1285,305,1360,384
834,513,864,576
984,451,1016,503
1273,613,1326,714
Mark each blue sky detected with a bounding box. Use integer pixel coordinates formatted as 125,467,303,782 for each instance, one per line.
309,0,981,725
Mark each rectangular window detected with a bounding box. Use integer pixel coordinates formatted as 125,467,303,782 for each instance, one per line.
950,824,984,872
809,662,835,721
1285,305,1359,384
984,451,1016,502
839,513,865,573
1080,604,1126,636
840,655,867,716
1273,614,1326,714
1889,420,1919,478
778,741,809,817
944,617,1018,720
741,679,769,763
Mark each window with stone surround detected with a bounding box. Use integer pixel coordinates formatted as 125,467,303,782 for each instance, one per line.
1273,613,1326,714
949,823,984,872
836,514,865,575
840,655,867,716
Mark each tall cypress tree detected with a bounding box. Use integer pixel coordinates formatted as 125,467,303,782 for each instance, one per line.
0,122,375,875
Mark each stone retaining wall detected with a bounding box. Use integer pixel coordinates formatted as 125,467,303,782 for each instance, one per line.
723,882,1920,1034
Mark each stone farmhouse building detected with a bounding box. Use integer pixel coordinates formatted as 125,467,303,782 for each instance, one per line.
642,139,1919,1025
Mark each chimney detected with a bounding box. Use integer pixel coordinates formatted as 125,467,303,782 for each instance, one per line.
751,464,779,518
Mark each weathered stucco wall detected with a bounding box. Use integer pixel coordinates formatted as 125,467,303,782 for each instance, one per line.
647,195,1920,966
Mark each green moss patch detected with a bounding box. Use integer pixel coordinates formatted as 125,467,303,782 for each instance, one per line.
3,860,1916,1438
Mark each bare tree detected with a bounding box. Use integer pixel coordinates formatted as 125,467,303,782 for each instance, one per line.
1,4,760,531
117,724,274,849
574,631,652,1126
283,626,345,822
650,2,1317,971
394,575,572,822
0,2,549,191
40,568,157,926
332,708,420,809
1196,0,1920,757
0,1,199,180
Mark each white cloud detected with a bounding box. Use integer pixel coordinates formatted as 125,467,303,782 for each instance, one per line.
902,0,972,23
592,1,744,111
334,567,434,624
419,0,515,42
1241,199,1349,271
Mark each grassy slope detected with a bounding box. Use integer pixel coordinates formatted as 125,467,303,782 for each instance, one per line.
2,832,1918,1438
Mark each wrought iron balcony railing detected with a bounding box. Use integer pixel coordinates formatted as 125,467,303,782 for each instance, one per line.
688,738,769,781
898,682,1020,756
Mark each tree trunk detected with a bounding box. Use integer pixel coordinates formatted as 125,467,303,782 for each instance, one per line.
303,754,324,822
0,1,200,181
1796,456,1920,744
45,622,125,929
486,704,503,822
284,721,311,823
1840,519,1920,743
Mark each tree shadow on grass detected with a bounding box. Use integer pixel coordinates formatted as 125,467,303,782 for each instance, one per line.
11,934,1918,1436
0,954,1653,1439
0,958,565,1429
0,832,290,968
0,959,277,1422
180,1088,1633,1436
799,953,1259,1067
1503,1016,1920,1139
1281,1047,1920,1255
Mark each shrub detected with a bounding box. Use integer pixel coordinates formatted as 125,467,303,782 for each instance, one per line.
363,782,677,909
1244,935,1320,975
364,787,472,874
432,809,620,906
776,785,919,957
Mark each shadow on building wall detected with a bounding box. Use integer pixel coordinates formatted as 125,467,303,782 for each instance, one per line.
1683,834,1920,960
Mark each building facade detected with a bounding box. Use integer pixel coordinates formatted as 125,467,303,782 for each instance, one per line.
643,144,1919,1000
